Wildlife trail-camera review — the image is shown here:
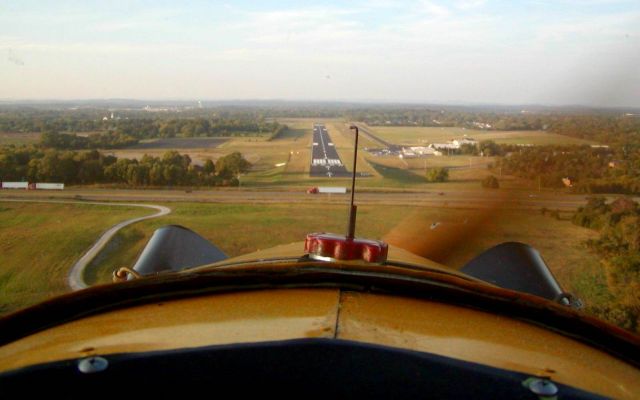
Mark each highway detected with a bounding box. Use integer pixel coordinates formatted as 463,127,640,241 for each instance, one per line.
310,123,351,177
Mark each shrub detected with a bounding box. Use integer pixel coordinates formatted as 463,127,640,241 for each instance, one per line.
481,175,500,189
426,167,449,182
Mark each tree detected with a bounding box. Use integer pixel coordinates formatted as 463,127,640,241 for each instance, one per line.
78,159,104,183
481,175,500,189
203,159,215,175
459,143,477,155
479,140,501,156
163,164,185,185
0,145,245,188
162,150,186,167
425,167,448,182
216,152,251,179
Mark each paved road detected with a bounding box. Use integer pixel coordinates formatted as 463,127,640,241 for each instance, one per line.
310,123,351,177
0,199,171,291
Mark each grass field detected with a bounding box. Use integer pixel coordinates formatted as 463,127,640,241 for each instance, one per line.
128,137,229,149
110,122,308,176
0,202,152,314
238,121,537,189
369,126,597,146
0,132,40,146
81,202,600,287
100,119,517,190
106,119,586,192
365,160,426,186
0,200,612,329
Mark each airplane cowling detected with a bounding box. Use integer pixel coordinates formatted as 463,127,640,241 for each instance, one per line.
131,225,227,276
461,242,580,307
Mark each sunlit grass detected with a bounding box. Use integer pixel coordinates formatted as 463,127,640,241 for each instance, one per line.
0,202,151,314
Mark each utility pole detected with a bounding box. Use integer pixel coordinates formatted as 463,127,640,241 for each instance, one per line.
347,125,360,239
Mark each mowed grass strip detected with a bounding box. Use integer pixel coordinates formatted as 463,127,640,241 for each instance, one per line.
0,202,152,315
365,160,426,186
327,122,378,177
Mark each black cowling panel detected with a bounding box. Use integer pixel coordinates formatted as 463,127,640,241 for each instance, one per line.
132,225,227,275
0,339,605,399
461,242,566,302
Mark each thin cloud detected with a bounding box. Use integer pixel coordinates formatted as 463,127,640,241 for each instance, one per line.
417,0,451,18
454,0,488,10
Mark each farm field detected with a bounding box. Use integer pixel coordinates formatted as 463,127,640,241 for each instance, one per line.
369,126,597,146
0,202,152,314
0,200,602,323
0,132,40,146
108,121,308,174
128,137,229,149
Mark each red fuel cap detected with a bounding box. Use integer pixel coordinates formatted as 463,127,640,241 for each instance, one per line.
304,232,388,264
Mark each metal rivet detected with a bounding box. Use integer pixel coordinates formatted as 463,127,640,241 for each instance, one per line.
528,378,558,396
78,356,109,374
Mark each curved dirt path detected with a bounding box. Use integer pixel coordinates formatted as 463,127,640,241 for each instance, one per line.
0,199,170,291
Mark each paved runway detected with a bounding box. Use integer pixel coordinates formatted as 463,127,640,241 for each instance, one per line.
310,124,351,177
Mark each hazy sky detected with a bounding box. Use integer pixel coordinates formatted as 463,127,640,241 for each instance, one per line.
1,0,639,106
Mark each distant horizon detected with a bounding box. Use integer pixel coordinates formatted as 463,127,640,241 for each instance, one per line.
1,97,640,112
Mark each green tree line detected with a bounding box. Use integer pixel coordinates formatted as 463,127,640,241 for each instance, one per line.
0,146,251,187
572,197,640,332
347,109,640,139
40,131,138,149
1,111,288,150
498,145,640,193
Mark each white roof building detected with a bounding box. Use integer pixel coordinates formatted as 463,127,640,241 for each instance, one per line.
453,138,477,146
409,146,441,155
430,142,459,150
400,146,444,158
